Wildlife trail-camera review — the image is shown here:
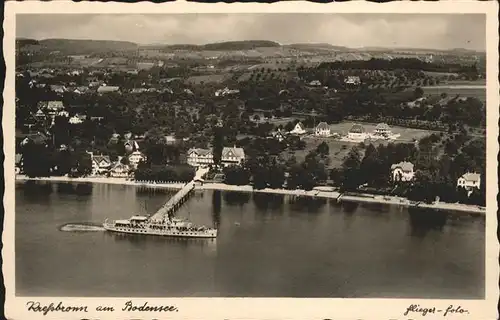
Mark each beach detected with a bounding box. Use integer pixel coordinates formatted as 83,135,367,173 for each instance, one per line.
15,175,486,215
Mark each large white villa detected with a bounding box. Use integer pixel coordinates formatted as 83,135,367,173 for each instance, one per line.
314,122,331,137
347,124,368,141
373,123,392,137
187,146,245,167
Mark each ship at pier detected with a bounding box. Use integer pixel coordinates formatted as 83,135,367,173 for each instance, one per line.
103,215,218,238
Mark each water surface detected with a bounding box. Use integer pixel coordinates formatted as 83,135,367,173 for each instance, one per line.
15,181,485,298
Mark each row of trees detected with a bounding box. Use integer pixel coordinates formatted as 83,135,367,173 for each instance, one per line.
20,141,92,178
134,165,195,182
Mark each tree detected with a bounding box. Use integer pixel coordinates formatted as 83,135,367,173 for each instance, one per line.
21,141,52,177
341,147,362,191
414,87,424,99
316,142,329,157
213,126,225,166
223,165,250,186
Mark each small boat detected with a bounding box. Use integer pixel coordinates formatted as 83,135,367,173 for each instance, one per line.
103,215,217,238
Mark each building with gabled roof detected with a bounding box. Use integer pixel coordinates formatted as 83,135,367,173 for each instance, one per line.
348,123,367,141
315,122,331,137
221,146,245,167
187,148,214,167
457,172,481,190
290,122,307,135
391,161,415,182
97,86,120,94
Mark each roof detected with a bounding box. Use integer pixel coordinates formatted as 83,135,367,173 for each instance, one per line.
93,155,111,164
349,124,365,133
222,146,245,159
316,122,330,130
295,122,305,129
460,172,481,182
115,220,130,225
188,148,213,156
391,161,414,172
24,132,48,144
130,216,149,220
375,123,390,130
42,100,64,111
97,86,120,93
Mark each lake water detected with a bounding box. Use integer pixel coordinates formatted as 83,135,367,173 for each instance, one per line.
15,181,485,298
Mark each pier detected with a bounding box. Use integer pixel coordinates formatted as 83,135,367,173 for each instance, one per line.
150,167,209,221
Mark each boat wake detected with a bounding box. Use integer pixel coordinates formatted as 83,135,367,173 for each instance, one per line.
59,223,105,232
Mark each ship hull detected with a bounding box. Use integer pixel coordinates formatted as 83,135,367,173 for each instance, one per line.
103,224,217,238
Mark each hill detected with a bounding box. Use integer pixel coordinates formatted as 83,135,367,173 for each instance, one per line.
16,38,139,55
142,40,281,52
286,43,351,51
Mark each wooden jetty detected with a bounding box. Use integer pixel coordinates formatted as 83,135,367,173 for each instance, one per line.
150,181,196,221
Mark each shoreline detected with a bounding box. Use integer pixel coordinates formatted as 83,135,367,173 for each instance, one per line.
15,175,486,215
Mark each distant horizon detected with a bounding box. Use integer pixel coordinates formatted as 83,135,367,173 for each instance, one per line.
16,37,485,53
16,14,486,51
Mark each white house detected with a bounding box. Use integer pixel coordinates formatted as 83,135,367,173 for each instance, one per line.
315,122,331,137
128,151,146,169
391,161,415,182
457,172,481,190
187,148,214,167
221,146,245,167
348,124,368,141
345,76,361,86
372,123,392,137
69,115,84,124
109,163,130,178
290,122,307,135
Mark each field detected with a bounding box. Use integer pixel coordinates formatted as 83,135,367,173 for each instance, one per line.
285,137,364,169
185,74,230,84
419,85,486,103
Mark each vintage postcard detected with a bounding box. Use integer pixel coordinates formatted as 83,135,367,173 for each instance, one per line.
3,1,499,319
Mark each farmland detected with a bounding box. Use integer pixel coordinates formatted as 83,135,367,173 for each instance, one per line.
420,84,486,103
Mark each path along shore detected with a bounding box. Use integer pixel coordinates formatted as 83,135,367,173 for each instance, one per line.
15,175,486,215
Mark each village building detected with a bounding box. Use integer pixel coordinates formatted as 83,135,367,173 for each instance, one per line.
97,86,120,94
187,148,214,167
69,114,86,124
290,122,307,135
128,151,146,169
315,122,331,137
271,128,287,142
345,76,361,86
348,124,367,141
373,123,392,137
457,172,481,190
88,153,112,175
109,163,130,178
73,86,88,94
390,161,415,182
308,80,322,87
221,146,246,167
39,101,65,118
50,85,67,94
215,87,240,97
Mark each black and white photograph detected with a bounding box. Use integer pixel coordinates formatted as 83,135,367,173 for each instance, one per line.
3,2,499,320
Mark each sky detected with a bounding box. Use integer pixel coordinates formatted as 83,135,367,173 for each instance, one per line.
16,14,486,51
